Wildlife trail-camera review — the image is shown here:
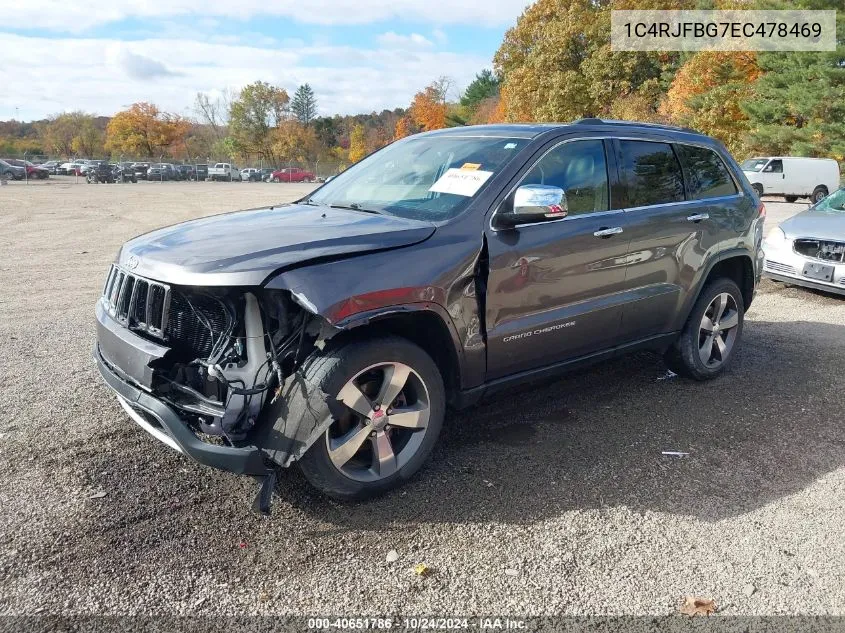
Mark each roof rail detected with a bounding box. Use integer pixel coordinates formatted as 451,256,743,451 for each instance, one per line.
571,118,697,134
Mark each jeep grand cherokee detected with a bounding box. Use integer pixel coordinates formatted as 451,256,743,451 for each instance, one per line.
94,120,764,509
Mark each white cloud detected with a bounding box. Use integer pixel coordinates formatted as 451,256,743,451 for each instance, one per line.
0,33,489,120
110,48,181,80
376,31,433,48
2,0,528,32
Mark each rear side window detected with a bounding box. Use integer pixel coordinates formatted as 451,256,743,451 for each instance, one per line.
618,140,684,208
676,144,738,199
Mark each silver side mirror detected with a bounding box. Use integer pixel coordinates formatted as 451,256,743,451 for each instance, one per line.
498,184,567,227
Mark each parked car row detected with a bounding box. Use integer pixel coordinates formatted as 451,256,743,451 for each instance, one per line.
10,157,328,183
0,158,50,179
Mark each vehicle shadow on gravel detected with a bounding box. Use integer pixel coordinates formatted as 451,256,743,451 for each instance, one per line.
277,318,845,527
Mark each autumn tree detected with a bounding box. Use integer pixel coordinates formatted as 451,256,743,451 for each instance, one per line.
38,112,104,157
229,81,290,161
106,103,190,157
410,81,448,131
493,0,689,122
71,119,105,157
291,84,318,125
662,52,760,155
348,124,367,163
394,117,413,140
272,121,320,165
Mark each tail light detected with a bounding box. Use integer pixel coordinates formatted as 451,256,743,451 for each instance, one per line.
757,201,766,218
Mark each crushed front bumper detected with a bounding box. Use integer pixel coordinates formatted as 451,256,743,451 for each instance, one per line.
94,300,268,476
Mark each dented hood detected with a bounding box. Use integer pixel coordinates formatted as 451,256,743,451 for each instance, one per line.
117,203,436,286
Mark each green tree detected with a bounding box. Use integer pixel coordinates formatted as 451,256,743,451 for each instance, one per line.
291,84,318,125
742,49,845,159
229,81,290,161
460,69,500,113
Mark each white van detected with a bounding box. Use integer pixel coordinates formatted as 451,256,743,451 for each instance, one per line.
741,156,840,204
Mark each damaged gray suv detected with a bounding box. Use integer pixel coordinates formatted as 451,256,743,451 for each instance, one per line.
95,120,764,509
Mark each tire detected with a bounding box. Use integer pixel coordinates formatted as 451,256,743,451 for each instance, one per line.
664,278,745,381
272,176,280,183
812,186,828,204
290,336,445,500
752,183,764,198
785,196,798,203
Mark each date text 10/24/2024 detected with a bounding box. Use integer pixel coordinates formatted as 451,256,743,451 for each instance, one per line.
307,618,527,630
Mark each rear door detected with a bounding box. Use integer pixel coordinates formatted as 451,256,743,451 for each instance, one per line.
484,137,631,379
615,139,741,342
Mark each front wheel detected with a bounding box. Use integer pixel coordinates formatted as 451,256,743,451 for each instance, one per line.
292,337,445,500
752,183,763,198
664,278,745,381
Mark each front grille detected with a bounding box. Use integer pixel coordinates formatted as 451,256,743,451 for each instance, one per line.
102,265,170,336
166,291,231,359
103,265,233,360
764,260,796,275
793,239,845,263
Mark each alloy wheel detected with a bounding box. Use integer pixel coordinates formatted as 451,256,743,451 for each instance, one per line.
325,362,430,482
698,292,739,368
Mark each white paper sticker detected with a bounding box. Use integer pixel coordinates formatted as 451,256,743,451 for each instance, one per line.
428,168,494,197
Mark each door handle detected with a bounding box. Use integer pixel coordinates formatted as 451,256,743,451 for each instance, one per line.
686,213,709,222
593,227,624,238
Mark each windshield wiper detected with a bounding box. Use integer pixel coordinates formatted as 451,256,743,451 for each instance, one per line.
329,203,381,214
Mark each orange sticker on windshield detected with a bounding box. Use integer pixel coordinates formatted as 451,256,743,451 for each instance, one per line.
460,163,481,171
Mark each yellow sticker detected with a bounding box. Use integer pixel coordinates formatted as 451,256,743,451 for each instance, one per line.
460,163,481,171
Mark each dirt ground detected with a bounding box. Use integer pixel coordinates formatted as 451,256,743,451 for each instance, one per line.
1,179,844,618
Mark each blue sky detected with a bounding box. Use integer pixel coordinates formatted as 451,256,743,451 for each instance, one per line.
0,1,528,121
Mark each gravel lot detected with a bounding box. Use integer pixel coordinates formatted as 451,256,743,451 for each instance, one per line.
1,180,844,617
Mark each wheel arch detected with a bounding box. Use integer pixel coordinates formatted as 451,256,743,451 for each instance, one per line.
328,305,465,397
678,251,755,329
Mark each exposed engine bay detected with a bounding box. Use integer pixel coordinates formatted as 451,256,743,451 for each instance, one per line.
101,265,332,451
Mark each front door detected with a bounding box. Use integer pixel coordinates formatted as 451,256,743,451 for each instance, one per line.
757,158,784,194
485,138,630,380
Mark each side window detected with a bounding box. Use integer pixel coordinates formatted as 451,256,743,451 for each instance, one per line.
618,140,685,207
676,144,738,199
520,140,609,216
766,159,783,173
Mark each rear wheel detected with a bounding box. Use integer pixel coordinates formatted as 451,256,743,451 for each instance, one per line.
665,278,744,381
294,337,445,500
812,186,828,204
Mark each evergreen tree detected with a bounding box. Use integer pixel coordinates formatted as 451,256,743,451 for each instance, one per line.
291,84,318,126
460,69,500,111
741,0,845,158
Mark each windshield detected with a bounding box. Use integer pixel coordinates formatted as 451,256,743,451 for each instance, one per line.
813,187,845,214
741,158,769,172
307,135,528,221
